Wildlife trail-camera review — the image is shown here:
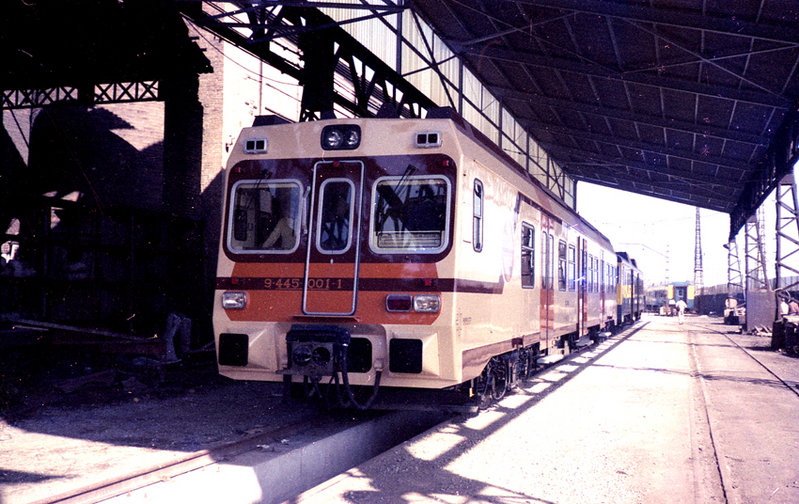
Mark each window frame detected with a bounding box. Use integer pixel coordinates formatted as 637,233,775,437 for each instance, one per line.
546,233,554,290
368,174,452,255
600,258,605,294
568,244,576,291
521,222,535,289
473,179,484,252
315,178,356,255
227,178,303,255
558,239,567,291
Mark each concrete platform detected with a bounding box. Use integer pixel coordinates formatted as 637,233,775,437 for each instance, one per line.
291,315,799,504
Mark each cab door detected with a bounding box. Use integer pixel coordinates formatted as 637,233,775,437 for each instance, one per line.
302,160,364,315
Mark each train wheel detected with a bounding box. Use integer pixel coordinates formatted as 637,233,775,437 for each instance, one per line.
492,372,506,400
474,358,506,407
490,356,509,400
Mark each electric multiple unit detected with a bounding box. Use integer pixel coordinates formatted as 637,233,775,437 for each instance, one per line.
213,108,642,406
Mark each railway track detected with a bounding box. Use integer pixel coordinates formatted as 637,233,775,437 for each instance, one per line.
707,324,799,399
685,319,799,504
27,323,647,504
35,409,447,504
38,413,333,504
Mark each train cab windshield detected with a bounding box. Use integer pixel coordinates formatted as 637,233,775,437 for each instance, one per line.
370,176,450,253
228,180,302,253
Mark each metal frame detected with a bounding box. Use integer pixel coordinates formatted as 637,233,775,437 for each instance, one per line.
775,173,799,292
410,0,799,230
180,2,575,203
731,109,799,241
6,0,798,224
725,238,744,300
694,208,703,295
180,2,434,122
2,81,160,109
745,210,770,293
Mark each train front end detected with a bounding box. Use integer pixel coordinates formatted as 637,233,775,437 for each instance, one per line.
213,115,460,404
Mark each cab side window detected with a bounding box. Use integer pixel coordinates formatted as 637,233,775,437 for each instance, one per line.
473,179,483,252
558,240,567,291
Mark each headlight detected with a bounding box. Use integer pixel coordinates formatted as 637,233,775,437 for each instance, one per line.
322,128,343,149
413,294,441,313
221,291,247,310
343,128,360,148
321,125,361,150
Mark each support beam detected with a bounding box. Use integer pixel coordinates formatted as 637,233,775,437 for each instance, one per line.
730,106,799,240
500,85,770,147
775,174,799,292
725,238,743,299
180,4,434,121
464,45,789,109
505,0,799,44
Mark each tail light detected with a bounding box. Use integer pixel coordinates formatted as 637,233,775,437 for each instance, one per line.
386,294,412,312
385,293,440,313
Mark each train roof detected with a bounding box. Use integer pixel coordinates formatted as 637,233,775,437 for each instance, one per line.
427,107,616,251
616,252,642,271
243,109,617,251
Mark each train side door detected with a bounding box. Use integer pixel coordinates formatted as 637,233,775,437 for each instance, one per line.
600,252,606,324
302,160,364,315
579,238,587,336
541,216,554,347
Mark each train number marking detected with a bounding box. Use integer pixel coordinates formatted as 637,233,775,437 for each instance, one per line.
262,277,343,290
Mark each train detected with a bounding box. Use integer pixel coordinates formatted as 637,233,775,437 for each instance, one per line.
668,282,695,311
213,107,643,408
646,282,694,315
617,252,645,323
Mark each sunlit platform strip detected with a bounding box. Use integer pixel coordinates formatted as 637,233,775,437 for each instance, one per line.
290,315,799,504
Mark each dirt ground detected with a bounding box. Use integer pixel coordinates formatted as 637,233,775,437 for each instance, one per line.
0,342,319,501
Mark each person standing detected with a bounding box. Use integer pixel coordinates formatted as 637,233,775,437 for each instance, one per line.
676,298,687,325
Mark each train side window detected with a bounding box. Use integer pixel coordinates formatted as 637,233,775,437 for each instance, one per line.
542,232,549,289
547,234,554,290
558,240,567,291
371,175,450,253
568,244,576,291
594,257,599,293
228,179,302,254
581,249,587,292
521,223,535,288
588,254,595,292
595,257,600,293
600,259,605,293
473,179,483,252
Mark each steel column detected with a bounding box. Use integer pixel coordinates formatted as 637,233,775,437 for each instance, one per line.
744,209,774,331
775,173,799,293
725,238,743,300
